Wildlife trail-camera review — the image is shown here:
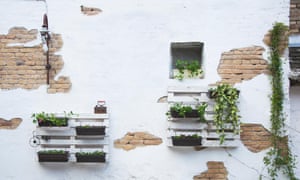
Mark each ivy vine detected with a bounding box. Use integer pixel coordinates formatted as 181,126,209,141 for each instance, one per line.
211,84,240,144
263,22,297,180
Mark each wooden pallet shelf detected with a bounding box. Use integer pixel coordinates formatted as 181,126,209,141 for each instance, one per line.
35,113,110,163
167,86,240,148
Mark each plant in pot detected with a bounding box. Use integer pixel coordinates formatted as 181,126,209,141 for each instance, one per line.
32,111,73,127
210,84,240,144
171,134,202,146
76,125,106,136
174,59,203,80
38,150,69,162
76,151,106,163
167,103,198,118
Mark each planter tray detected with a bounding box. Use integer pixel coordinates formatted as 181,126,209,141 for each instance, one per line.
76,126,106,136
170,110,199,118
171,136,202,146
38,151,69,162
76,154,106,163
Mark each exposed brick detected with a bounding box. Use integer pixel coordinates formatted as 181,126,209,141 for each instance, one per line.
81,5,102,16
0,118,22,129
193,161,228,180
114,132,162,151
217,46,269,85
0,27,71,93
290,0,300,34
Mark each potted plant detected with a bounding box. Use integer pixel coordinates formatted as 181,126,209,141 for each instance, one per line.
171,134,202,146
210,84,240,144
76,151,106,163
38,150,69,162
167,103,198,118
173,59,203,80
32,111,73,127
76,125,106,136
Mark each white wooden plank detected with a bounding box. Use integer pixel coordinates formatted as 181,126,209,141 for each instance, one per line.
40,138,108,146
71,113,109,120
207,123,238,130
36,128,74,136
168,86,208,93
168,121,207,130
201,139,239,147
167,96,207,104
204,132,239,139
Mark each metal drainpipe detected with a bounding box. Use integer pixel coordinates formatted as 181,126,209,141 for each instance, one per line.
42,14,51,85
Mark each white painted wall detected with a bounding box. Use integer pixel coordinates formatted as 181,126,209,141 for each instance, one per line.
0,0,293,179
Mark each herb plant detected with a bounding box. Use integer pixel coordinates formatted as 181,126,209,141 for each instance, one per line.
173,134,200,139
76,151,105,156
174,59,203,80
169,103,193,117
32,111,74,126
38,150,66,154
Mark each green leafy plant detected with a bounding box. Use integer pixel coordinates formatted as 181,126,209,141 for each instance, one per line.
173,134,200,139
174,59,203,80
168,103,193,117
76,151,105,156
186,60,201,77
211,84,240,144
262,22,297,180
75,150,106,162
32,111,74,126
197,102,208,122
38,150,66,154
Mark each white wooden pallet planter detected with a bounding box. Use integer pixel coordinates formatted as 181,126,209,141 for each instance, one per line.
167,86,209,104
167,86,240,148
35,113,110,163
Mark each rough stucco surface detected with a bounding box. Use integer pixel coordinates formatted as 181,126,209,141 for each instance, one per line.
217,46,269,85
0,27,71,93
0,118,22,129
0,0,291,179
114,132,162,151
193,161,228,180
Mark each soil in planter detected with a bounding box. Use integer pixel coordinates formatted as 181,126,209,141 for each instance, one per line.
171,136,202,146
38,151,69,162
171,110,199,118
76,126,106,136
76,154,106,163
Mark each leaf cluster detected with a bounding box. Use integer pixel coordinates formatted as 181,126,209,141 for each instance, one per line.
38,150,66,154
32,111,74,126
211,84,240,144
174,59,203,80
76,151,105,156
173,134,200,140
